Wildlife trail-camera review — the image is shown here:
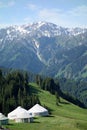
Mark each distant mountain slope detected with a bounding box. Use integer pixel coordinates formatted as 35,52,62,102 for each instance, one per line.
0,22,87,79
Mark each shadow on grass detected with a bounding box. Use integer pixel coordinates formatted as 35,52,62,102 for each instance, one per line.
42,105,54,115
7,123,14,126
46,115,55,118
32,121,40,123
31,117,40,123
31,115,55,123
60,101,70,105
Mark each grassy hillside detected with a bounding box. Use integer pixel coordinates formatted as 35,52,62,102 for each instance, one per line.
6,83,87,130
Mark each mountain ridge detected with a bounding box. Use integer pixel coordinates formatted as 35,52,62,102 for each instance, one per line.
0,21,87,79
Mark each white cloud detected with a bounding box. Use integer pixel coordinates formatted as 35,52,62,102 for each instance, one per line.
0,1,15,8
38,8,71,27
68,5,87,16
1,3,87,28
39,8,62,21
27,3,39,11
38,5,87,27
8,1,15,7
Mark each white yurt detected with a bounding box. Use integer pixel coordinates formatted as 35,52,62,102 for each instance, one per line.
28,104,49,117
0,113,8,125
8,106,33,123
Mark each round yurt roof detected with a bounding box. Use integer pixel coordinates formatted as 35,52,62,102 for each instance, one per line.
8,106,31,119
8,106,27,115
28,104,48,113
0,113,8,120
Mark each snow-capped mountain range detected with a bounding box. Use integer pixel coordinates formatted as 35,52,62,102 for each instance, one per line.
1,21,87,38
0,22,87,79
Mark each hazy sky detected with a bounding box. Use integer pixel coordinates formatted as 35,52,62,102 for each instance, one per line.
0,0,87,27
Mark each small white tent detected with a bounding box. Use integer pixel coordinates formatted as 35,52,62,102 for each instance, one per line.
28,104,49,117
0,113,8,125
8,106,33,123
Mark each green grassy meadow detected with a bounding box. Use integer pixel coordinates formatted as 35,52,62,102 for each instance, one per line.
6,83,87,130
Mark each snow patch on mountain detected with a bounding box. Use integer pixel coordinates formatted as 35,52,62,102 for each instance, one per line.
15,26,28,34
34,40,39,49
2,21,87,40
0,39,3,42
36,51,48,65
0,21,87,51
67,28,87,36
36,21,46,28
7,30,10,35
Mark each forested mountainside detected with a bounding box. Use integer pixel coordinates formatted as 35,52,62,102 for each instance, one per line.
0,22,87,79
0,69,87,115
0,69,40,114
0,22,87,110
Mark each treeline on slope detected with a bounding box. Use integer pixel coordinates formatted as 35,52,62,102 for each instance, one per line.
0,69,40,115
35,75,86,108
58,78,87,108
0,67,36,82
35,75,60,106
